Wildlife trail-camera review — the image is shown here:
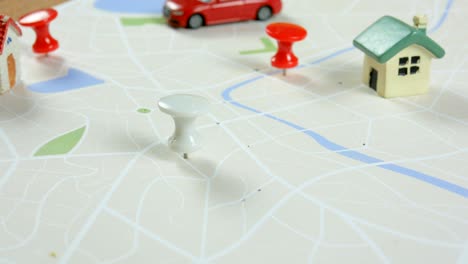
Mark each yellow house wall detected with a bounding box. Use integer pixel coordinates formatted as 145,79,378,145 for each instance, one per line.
382,45,433,98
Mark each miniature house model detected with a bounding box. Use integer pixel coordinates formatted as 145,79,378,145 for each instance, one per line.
0,15,22,94
353,15,445,98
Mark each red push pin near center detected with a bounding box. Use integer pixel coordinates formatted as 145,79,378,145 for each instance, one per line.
266,22,307,76
18,8,59,54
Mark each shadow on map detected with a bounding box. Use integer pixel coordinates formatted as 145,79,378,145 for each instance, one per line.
0,83,35,121
209,171,250,204
272,72,311,87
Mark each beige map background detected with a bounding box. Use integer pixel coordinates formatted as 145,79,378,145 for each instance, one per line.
1,0,468,263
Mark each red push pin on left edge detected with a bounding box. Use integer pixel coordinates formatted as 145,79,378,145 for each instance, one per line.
18,8,59,54
266,22,307,76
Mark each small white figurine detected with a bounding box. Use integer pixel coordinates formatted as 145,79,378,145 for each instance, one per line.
158,94,210,159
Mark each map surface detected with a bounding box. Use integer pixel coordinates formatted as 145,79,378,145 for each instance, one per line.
1,0,468,263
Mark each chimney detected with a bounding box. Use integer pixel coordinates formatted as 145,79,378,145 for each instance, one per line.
413,15,428,33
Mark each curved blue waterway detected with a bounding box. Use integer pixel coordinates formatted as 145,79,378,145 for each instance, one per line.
430,0,455,33
28,68,104,93
94,0,165,14
222,0,468,199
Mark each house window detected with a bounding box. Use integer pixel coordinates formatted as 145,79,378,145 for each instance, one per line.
398,68,408,76
6,37,12,45
411,56,420,64
410,66,419,74
399,57,409,65
398,55,421,76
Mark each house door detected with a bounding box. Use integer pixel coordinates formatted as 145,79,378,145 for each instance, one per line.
7,54,16,88
369,68,378,91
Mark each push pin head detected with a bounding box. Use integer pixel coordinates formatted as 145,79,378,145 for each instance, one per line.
266,22,307,75
158,94,210,158
18,8,59,54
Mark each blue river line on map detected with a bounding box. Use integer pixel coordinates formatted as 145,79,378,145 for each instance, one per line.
223,0,467,198
28,0,465,198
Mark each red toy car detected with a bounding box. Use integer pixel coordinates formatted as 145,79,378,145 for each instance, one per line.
163,0,282,29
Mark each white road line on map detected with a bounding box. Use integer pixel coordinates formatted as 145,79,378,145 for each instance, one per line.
300,192,465,248
156,170,188,225
145,4,464,258
449,87,468,101
168,30,176,50
232,117,352,165
89,16,101,53
199,125,256,257
345,219,391,264
105,163,164,264
230,102,468,171
199,179,211,258
208,115,295,189
208,179,276,212
342,0,362,14
59,142,160,263
218,86,363,127
412,156,468,183
271,212,319,243
400,97,468,127
457,240,468,264
308,206,324,263
0,95,39,124
323,16,346,42
21,161,46,203
114,17,164,91
125,119,142,150
2,0,464,262
204,50,264,73
241,197,248,235
216,87,366,172
205,72,436,262
0,176,72,251
434,0,441,19
367,171,468,225
1,221,22,242
363,119,374,149
104,207,197,261
430,57,467,109
394,115,463,150
272,213,371,248
0,152,139,163
0,129,18,191
205,153,465,261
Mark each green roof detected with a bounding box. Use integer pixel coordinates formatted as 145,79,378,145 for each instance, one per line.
353,16,445,63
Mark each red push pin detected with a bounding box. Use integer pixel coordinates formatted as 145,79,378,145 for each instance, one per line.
266,22,307,76
18,8,59,54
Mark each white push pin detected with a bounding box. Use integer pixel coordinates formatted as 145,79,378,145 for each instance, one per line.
158,94,210,159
